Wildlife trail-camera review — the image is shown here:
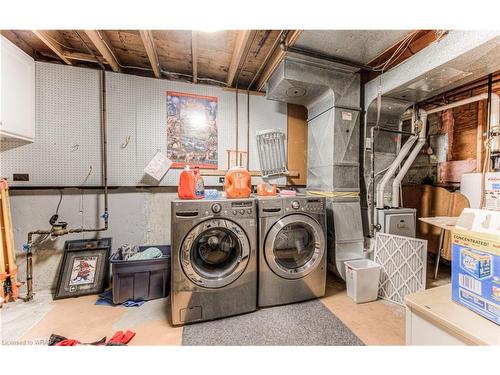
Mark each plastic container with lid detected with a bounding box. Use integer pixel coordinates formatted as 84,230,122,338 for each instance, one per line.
224,166,251,199
178,166,205,199
109,245,171,304
256,183,277,196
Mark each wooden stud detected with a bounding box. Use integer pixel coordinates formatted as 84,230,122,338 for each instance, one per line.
139,30,161,78
84,30,122,72
32,30,73,65
255,30,302,91
0,180,19,301
191,31,198,83
226,30,252,87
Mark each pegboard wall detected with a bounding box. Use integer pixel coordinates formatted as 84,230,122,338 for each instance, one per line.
1,62,288,187
1,63,102,186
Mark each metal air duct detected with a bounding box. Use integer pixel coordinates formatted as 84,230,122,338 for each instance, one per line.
266,55,365,279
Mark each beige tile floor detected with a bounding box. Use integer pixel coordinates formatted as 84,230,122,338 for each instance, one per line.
4,262,451,346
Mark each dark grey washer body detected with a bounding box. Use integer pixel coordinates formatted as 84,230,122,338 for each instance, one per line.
257,196,327,307
170,198,257,325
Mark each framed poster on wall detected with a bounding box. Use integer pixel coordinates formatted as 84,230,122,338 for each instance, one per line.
167,91,218,169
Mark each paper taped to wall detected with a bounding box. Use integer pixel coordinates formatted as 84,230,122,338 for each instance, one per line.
144,152,173,181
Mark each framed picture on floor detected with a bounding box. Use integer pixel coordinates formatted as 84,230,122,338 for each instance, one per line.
54,246,110,299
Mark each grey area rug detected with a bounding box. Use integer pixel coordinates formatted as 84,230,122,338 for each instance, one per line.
182,299,364,346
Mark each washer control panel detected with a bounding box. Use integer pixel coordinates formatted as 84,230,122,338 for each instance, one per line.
174,199,256,219
285,197,325,213
200,199,255,218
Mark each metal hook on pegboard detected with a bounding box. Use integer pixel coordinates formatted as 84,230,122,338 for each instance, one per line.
120,135,131,149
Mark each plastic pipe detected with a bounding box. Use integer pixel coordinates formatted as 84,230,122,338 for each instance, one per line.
426,93,489,115
375,130,418,209
391,109,428,207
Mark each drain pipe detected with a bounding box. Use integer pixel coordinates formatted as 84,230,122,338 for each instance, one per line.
375,116,419,210
391,109,428,208
388,92,499,209
23,70,109,302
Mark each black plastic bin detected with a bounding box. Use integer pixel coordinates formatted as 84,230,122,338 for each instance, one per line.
109,245,171,304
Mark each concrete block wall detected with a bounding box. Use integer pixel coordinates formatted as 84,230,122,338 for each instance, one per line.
10,188,177,294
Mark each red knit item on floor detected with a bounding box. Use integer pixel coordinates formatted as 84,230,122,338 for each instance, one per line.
107,330,136,345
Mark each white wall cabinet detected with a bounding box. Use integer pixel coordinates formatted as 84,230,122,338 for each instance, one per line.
0,35,35,142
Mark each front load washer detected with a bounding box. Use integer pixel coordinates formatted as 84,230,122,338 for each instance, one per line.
258,196,327,307
170,198,257,325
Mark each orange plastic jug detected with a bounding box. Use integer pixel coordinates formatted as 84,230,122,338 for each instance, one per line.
224,167,251,199
178,166,205,199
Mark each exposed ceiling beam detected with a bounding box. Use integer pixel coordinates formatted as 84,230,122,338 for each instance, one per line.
226,30,253,87
191,31,198,83
366,30,445,80
32,30,73,65
84,30,122,72
62,51,104,64
1,30,35,57
139,30,161,78
255,30,302,91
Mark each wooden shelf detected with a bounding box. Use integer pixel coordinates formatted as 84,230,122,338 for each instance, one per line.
199,169,299,178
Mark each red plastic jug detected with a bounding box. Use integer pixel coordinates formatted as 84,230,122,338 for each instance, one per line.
224,167,251,199
178,166,205,199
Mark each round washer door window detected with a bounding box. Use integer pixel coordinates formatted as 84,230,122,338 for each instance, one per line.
265,214,325,279
180,218,250,288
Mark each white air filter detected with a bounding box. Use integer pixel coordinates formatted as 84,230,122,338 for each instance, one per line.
374,233,427,305
256,129,288,177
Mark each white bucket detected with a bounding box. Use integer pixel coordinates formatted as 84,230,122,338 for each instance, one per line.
345,259,381,303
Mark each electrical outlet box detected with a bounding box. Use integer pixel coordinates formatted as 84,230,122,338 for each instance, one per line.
13,173,29,181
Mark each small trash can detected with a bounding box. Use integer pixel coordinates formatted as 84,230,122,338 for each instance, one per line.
344,259,381,303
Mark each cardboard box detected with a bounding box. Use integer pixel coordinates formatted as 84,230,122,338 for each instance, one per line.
451,209,500,325
485,172,500,211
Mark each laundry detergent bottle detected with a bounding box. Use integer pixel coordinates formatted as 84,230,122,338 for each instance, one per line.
178,166,205,199
224,166,251,199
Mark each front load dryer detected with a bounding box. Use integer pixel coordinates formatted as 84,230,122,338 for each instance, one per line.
257,196,327,307
170,198,257,325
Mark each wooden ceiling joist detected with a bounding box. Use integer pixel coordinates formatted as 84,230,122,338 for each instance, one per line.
366,30,444,79
226,30,252,86
32,30,73,65
139,30,161,78
62,51,102,64
84,30,122,72
255,30,302,91
191,31,198,83
0,30,35,57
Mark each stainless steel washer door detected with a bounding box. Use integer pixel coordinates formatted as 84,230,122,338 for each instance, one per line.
265,214,325,279
180,218,250,288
